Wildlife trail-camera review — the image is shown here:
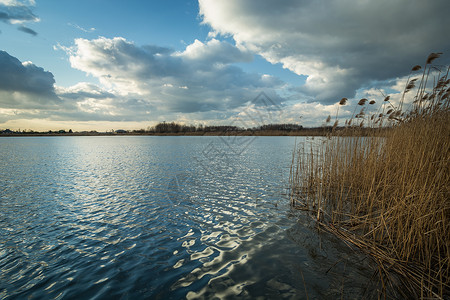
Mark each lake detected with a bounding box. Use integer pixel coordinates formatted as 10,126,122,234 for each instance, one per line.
0,136,379,299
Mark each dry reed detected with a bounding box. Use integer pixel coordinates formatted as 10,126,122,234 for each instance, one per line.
290,53,450,299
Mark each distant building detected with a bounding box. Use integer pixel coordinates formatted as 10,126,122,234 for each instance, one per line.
115,129,127,134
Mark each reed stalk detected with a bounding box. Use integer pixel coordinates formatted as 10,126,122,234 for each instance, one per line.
289,53,450,299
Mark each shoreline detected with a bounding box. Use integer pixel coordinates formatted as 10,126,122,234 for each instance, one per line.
0,128,384,137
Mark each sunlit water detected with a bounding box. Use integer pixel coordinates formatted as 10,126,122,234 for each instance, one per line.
0,136,381,299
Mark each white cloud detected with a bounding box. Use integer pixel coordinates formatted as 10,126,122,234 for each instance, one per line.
0,0,39,35
0,0,35,5
179,38,252,64
67,22,96,33
56,82,115,100
199,0,450,103
62,36,282,114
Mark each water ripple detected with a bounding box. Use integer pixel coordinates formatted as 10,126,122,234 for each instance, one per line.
0,137,382,299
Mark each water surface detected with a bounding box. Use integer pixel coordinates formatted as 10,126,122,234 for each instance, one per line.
0,136,379,299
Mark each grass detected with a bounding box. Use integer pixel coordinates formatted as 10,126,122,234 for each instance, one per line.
289,53,449,299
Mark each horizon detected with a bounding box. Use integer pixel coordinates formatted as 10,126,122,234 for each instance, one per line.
1,121,308,133
1,0,450,131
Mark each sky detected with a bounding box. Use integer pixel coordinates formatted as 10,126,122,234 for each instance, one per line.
1,0,449,131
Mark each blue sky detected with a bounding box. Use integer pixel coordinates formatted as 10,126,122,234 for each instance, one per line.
1,0,449,131
2,0,209,86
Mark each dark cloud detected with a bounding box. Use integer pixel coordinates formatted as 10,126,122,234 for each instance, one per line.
142,45,172,55
0,50,59,108
17,24,37,36
0,4,39,23
0,50,55,94
0,1,39,35
199,0,450,103
0,2,38,22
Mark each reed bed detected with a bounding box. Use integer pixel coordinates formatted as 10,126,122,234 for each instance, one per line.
289,53,450,299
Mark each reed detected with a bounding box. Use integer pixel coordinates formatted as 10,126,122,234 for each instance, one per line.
290,53,450,298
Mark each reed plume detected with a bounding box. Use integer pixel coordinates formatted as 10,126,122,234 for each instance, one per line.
358,98,368,105
426,52,443,64
290,52,450,299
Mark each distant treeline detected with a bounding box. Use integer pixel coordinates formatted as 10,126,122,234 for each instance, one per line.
144,122,304,134
4,122,363,136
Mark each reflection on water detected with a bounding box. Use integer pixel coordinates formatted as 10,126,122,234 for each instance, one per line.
0,136,381,299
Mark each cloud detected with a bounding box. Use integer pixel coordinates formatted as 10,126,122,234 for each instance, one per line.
0,54,59,113
55,82,157,122
0,1,35,5
62,36,282,115
0,53,122,128
68,22,96,33
17,24,36,35
0,50,57,99
181,39,253,64
0,0,39,35
199,0,450,104
56,82,115,100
